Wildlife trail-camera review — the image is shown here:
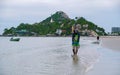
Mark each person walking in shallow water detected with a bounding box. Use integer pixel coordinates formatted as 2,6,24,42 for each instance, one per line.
72,24,81,55
97,36,99,41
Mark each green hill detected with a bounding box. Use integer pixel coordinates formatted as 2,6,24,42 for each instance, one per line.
3,11,106,36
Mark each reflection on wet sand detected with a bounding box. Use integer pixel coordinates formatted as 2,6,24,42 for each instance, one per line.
72,55,79,64
71,55,86,75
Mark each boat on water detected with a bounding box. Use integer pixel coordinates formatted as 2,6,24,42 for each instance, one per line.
10,37,20,41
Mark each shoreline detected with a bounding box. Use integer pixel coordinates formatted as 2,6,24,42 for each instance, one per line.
1,35,120,37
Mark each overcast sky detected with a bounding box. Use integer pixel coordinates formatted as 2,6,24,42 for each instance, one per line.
0,0,120,34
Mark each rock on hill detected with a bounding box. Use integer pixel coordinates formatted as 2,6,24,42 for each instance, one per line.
41,11,70,23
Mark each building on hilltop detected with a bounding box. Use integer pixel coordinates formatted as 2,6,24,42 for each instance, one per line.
50,18,54,23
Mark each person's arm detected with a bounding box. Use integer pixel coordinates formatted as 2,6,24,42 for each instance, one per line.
72,26,74,33
72,26,75,42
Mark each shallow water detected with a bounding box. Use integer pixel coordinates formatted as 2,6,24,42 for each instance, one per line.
0,37,119,75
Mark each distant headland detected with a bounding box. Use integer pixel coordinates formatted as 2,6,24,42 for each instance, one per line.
2,11,106,37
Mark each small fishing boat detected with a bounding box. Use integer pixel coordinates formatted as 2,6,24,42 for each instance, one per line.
10,37,20,41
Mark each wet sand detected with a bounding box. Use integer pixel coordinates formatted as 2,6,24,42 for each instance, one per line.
87,36,120,75
101,36,120,51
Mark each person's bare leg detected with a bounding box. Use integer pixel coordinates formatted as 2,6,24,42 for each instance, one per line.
75,46,80,55
73,46,76,55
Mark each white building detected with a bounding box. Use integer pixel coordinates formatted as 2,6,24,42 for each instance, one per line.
55,29,62,36
50,18,54,23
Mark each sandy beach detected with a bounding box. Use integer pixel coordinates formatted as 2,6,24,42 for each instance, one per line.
101,36,120,51
87,36,120,75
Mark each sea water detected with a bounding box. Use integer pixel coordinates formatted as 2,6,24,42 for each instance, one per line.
0,37,119,75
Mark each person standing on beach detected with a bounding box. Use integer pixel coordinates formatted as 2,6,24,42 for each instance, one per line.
72,24,81,55
97,36,99,41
